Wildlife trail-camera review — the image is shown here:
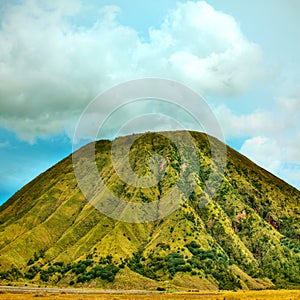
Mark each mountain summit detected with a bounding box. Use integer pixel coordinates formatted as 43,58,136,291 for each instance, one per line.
0,131,299,290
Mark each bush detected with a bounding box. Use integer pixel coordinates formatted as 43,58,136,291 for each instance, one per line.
40,273,49,282
77,274,88,283
27,258,34,266
175,264,192,272
76,264,121,283
98,265,119,282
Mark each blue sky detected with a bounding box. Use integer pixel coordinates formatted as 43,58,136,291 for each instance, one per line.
0,0,299,204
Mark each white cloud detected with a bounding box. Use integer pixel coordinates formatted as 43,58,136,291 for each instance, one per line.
240,136,300,189
240,136,283,174
0,0,263,142
138,1,264,95
216,96,300,157
220,96,300,189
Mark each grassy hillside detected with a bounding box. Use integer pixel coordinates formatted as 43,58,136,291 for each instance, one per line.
0,131,299,290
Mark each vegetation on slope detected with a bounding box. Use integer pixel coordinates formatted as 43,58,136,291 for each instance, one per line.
0,131,299,290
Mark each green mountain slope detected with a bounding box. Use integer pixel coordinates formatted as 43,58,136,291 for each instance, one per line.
0,131,299,290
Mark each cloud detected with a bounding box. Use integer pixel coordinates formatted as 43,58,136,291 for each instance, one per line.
240,136,300,189
148,1,264,94
216,96,300,161
0,0,263,142
240,136,283,173
218,96,300,189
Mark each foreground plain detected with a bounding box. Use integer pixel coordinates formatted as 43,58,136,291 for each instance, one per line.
0,290,300,300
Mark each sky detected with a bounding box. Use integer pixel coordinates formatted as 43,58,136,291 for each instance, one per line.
0,0,299,204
